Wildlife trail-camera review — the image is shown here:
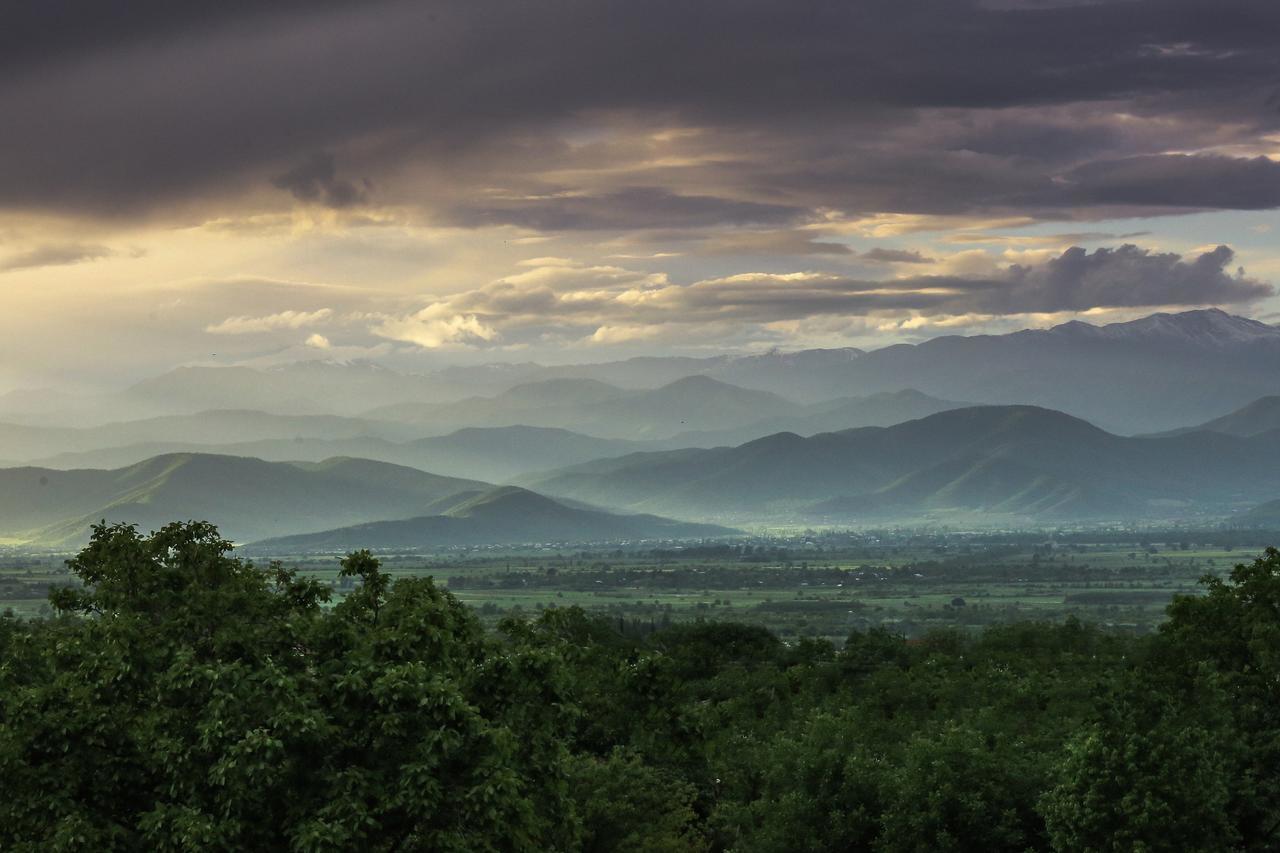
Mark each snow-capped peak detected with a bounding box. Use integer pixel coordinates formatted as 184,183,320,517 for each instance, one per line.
1051,309,1280,347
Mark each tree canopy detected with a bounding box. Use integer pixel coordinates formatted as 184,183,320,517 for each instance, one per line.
4,521,1280,850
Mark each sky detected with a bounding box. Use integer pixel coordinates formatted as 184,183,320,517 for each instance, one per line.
4,0,1280,392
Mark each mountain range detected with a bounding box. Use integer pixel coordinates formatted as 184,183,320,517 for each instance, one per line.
519,405,1280,522
0,452,736,550
7,400,1280,547
20,426,647,484
248,486,737,552
9,309,1280,435
342,309,1280,433
664,389,966,447
0,410,413,464
0,454,486,547
363,375,800,440
4,309,1280,546
1152,396,1280,439
4,386,964,476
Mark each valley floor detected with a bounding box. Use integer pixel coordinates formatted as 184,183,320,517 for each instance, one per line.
7,528,1264,639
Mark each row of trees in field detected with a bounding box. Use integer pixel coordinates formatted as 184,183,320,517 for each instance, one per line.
2,520,1278,850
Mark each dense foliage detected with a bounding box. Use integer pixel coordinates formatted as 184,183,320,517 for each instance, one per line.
2,522,1278,850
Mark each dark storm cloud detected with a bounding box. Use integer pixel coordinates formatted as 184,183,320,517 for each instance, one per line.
0,1,349,75
272,153,368,209
3,0,1280,221
991,244,1271,312
1060,155,1280,210
670,245,1271,318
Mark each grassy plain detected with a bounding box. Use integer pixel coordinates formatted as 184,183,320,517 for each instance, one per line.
5,528,1272,640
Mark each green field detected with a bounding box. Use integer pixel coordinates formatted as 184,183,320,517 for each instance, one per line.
5,529,1262,639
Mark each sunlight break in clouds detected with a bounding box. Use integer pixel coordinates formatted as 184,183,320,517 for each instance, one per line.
3,0,1280,383
204,308,335,335
369,246,1271,350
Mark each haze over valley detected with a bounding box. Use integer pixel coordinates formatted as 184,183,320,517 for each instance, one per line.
4,309,1280,547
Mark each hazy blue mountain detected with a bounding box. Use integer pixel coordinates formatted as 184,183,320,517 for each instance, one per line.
18,389,965,473
0,454,487,547
402,427,647,481
809,309,1280,434
0,409,411,462
28,437,406,473
521,405,1280,522
403,310,1280,432
586,376,795,438
706,348,866,401
1233,497,1280,528
248,485,738,552
665,389,966,447
27,425,648,482
118,361,471,418
364,376,798,440
429,348,865,397
485,377,625,407
1151,396,1280,438
367,378,628,425
432,358,711,394
20,309,1280,435
1,363,467,425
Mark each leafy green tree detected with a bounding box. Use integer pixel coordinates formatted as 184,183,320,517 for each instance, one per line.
0,522,577,851
1160,546,1280,846
877,724,1047,852
1039,681,1237,853
838,627,911,678
568,749,707,853
711,709,886,853
12,523,1280,851
649,621,782,682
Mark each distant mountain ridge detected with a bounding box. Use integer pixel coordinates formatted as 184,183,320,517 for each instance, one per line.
19,426,649,482
248,485,738,552
363,375,800,440
1151,396,1280,438
665,389,967,447
0,409,411,461
0,454,487,547
520,404,1280,522
8,309,1280,434
431,310,1280,433
14,391,963,478
1047,309,1280,347
431,347,866,401
1234,497,1280,528
120,362,465,418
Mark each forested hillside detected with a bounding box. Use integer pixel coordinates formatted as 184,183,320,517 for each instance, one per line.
2,521,1278,850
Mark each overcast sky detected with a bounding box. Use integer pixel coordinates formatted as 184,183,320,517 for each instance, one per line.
4,0,1280,391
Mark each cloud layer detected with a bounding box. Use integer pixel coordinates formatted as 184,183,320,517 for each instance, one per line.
3,0,1280,227
3,1,1280,386
373,245,1271,349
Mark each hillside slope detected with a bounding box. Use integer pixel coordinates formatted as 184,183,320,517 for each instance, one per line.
364,376,798,440
30,426,648,483
1153,396,1280,438
0,409,409,462
249,486,738,551
0,454,487,547
666,389,967,447
521,405,1280,521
